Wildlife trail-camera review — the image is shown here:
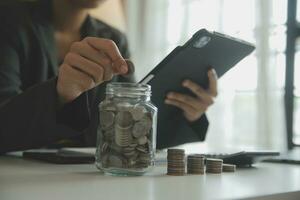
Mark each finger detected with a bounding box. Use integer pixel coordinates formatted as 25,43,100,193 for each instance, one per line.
208,68,218,97
165,98,196,115
63,64,96,92
64,52,105,84
124,59,135,76
167,92,203,111
182,80,214,105
70,41,112,69
71,42,113,81
84,37,128,74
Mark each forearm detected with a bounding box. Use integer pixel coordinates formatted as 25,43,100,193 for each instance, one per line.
0,78,90,153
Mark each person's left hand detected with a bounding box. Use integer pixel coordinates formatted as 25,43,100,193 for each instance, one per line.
165,68,218,122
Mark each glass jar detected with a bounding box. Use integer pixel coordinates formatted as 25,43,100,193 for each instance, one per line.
95,82,157,176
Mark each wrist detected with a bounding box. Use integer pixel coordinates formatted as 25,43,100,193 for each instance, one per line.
184,113,203,123
56,84,80,106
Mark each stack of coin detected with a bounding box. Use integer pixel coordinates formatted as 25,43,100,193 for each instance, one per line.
99,102,154,170
167,149,185,176
222,163,236,172
187,154,205,174
115,112,133,147
206,158,223,174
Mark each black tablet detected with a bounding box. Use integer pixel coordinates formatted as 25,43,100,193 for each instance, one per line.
23,149,95,164
140,29,255,119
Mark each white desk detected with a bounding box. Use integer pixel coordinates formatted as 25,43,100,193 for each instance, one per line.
0,155,300,200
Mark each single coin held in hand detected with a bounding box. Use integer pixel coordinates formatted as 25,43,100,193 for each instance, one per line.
124,59,135,76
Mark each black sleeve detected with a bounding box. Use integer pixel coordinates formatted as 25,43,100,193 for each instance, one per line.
187,115,209,141
0,79,91,154
0,24,90,154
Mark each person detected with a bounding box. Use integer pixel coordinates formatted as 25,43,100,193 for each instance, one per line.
0,0,217,154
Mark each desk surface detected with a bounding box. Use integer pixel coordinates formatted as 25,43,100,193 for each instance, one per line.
0,155,300,200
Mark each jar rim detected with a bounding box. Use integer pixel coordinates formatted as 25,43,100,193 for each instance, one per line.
106,82,151,96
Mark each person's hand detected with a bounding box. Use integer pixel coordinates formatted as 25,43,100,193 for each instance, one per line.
57,37,128,104
165,69,218,122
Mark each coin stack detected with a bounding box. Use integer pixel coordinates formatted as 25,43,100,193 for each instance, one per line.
187,154,205,174
222,163,236,172
206,158,223,174
99,103,154,170
167,149,185,176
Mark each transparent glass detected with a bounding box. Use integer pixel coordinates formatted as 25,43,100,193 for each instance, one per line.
95,82,157,176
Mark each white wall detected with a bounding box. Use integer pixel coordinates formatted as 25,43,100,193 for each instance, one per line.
89,0,126,32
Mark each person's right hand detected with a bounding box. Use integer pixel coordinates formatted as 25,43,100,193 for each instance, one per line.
56,37,128,104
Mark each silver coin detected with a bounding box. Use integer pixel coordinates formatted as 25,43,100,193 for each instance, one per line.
129,143,138,148
108,155,123,168
130,105,146,121
101,154,109,168
140,115,152,130
137,136,148,145
109,142,123,153
101,142,109,153
99,111,115,130
122,146,136,152
137,153,151,164
136,145,148,153
127,158,137,167
99,102,117,112
131,138,138,145
103,128,114,140
132,122,148,138
132,116,152,138
125,59,135,75
124,150,137,158
116,102,132,111
222,164,236,172
115,125,132,147
115,111,134,128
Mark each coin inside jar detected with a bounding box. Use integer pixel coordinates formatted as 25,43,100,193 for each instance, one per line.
115,125,132,147
130,105,146,121
132,121,149,138
137,136,148,145
96,81,157,175
116,102,132,111
99,111,115,130
108,154,123,168
115,111,134,128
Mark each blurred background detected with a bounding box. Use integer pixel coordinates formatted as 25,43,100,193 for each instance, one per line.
91,0,297,151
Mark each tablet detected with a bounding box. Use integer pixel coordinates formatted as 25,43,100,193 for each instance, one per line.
23,149,95,164
140,29,255,119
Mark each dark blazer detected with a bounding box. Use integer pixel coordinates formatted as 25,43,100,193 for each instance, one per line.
0,1,208,154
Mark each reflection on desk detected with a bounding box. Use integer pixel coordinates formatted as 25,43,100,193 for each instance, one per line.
0,154,300,200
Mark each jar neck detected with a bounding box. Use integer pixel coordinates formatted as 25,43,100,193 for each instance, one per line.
106,82,151,102
107,94,150,101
